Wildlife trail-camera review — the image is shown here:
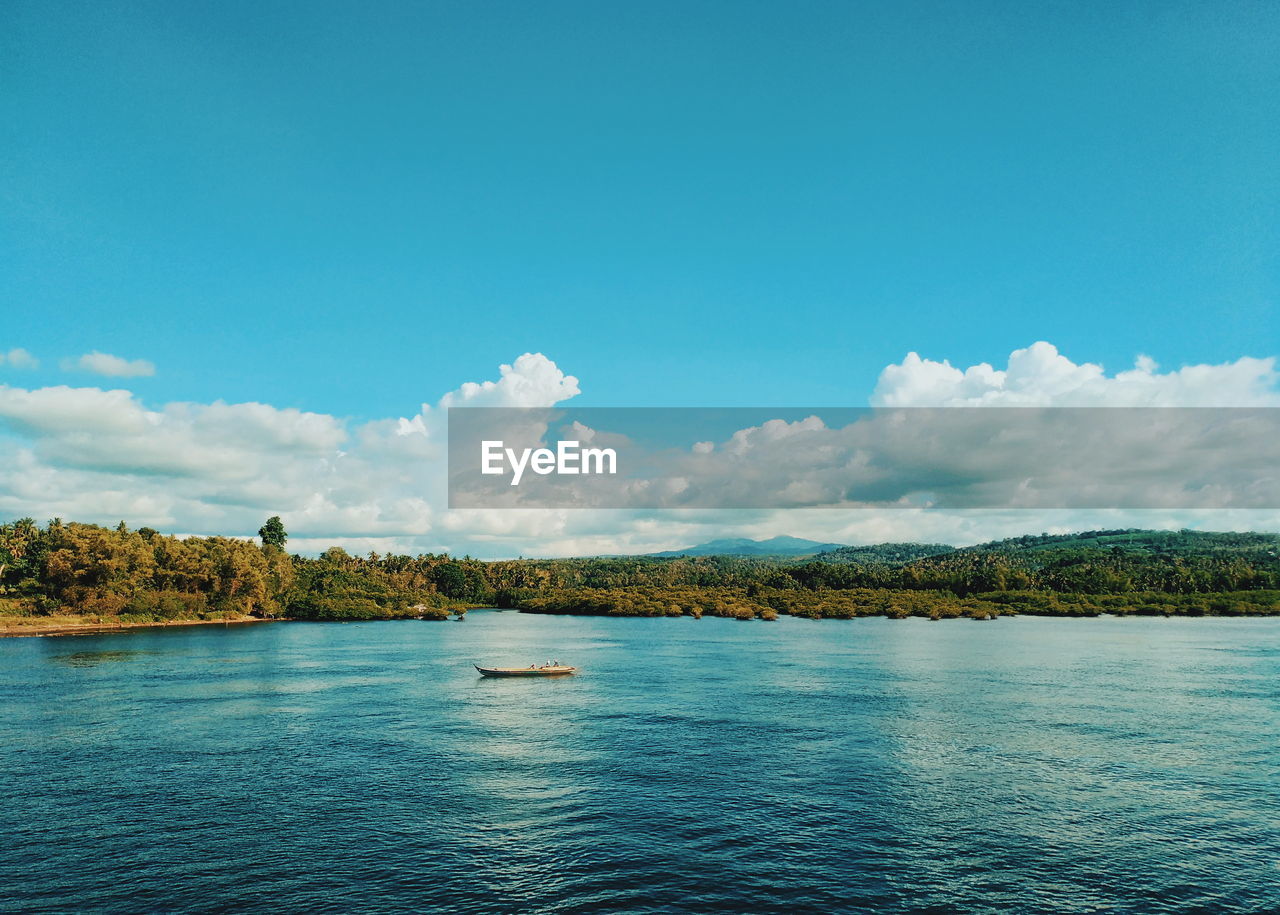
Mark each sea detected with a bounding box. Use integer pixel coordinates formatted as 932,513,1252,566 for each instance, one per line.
2,611,1279,913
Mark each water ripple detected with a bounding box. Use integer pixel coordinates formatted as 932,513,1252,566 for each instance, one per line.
2,614,1279,913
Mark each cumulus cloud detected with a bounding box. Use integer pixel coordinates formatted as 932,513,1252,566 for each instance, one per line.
393,352,578,440
872,341,1280,407
0,386,345,479
0,342,1277,557
0,348,39,370
0,352,582,550
441,353,581,408
63,351,157,378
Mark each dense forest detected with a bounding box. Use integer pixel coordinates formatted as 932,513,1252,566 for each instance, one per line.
1,519,1278,627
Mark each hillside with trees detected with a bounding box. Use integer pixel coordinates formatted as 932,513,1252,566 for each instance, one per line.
814,542,956,564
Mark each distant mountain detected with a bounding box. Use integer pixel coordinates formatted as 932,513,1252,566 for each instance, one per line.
635,529,1280,562
646,535,848,558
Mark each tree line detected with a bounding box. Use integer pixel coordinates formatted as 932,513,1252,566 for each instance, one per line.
1,518,1277,624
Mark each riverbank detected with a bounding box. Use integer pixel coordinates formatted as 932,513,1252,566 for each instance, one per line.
0,615,282,639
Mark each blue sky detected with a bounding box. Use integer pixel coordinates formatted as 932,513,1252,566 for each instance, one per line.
2,1,1279,555
5,0,1277,421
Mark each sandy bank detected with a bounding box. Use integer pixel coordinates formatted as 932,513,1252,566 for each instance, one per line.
0,617,282,639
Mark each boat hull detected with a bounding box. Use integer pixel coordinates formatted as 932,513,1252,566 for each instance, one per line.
475,665,576,677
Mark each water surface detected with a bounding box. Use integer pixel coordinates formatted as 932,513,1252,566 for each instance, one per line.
2,613,1278,913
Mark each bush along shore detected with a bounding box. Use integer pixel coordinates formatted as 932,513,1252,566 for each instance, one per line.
1,519,1277,634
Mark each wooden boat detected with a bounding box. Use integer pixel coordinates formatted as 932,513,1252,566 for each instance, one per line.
474,664,576,677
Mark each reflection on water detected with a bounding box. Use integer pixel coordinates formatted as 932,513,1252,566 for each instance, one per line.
48,649,159,667
1,613,1279,913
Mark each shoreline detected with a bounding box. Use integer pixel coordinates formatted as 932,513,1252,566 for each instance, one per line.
5,609,1278,639
0,617,283,639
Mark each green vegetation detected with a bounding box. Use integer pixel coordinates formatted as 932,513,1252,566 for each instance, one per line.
0,518,476,626
815,542,957,564
258,515,288,550
1,519,1277,629
502,584,1279,620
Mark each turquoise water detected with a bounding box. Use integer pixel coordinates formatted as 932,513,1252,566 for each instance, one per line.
2,612,1279,913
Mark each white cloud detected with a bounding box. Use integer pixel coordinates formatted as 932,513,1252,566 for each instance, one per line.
645,408,1280,511
872,341,1280,407
439,352,581,408
444,343,1280,546
63,351,157,378
0,352,583,550
0,348,39,370
0,343,1277,557
393,352,579,440
0,386,345,479
723,416,827,456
